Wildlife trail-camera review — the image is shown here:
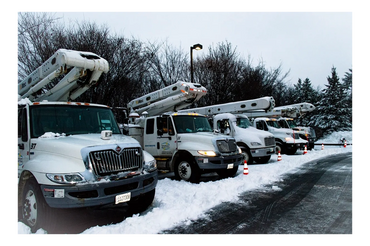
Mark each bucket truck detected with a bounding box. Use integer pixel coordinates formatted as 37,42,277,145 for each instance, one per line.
179,97,277,164
126,81,243,183
246,103,316,150
18,49,158,232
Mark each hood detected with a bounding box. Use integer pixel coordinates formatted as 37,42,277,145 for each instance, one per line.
234,125,274,142
33,133,141,160
177,132,234,151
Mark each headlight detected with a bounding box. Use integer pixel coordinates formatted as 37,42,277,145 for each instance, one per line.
197,150,217,157
143,159,157,172
46,173,86,184
250,142,262,146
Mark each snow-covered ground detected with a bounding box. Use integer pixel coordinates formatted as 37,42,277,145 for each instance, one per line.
18,131,353,234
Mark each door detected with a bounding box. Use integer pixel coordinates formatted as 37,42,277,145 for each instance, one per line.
143,116,176,158
18,106,30,177
155,116,176,157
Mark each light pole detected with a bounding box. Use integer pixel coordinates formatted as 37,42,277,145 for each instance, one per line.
190,43,203,83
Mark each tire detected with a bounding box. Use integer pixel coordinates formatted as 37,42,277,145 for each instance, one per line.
174,157,201,183
128,189,155,214
241,147,253,164
276,141,284,154
21,178,54,233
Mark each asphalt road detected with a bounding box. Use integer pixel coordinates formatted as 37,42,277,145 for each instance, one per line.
162,152,352,234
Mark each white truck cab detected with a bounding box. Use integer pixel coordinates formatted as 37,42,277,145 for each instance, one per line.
212,113,275,163
252,117,308,155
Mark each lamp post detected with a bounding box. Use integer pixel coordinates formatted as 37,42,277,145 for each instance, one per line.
190,43,203,83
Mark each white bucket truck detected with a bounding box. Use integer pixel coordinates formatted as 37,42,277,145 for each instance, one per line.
18,49,158,232
126,81,243,183
179,97,276,164
250,117,307,154
247,102,316,151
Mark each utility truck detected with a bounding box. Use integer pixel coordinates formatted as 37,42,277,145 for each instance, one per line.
179,97,276,164
18,49,158,232
126,81,243,183
246,102,316,150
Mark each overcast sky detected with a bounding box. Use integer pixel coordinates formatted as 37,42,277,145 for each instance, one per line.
54,11,352,89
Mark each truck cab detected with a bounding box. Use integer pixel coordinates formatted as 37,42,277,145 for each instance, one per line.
212,113,275,163
127,112,243,183
278,117,316,150
252,117,308,155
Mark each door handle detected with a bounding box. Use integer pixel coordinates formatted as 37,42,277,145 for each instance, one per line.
18,143,24,150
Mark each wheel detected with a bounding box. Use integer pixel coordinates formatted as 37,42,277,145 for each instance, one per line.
174,157,201,183
21,178,54,233
241,147,253,164
128,189,155,214
276,142,284,154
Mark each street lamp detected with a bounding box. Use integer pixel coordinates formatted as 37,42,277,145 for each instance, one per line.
190,43,203,83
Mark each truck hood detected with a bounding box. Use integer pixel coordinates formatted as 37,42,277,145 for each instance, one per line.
234,126,274,143
177,132,235,151
32,133,141,160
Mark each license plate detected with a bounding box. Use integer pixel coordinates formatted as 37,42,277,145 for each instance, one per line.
227,164,234,169
115,192,131,204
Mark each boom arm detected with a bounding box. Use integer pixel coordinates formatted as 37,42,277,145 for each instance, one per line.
245,102,315,118
18,49,109,102
127,81,207,116
179,96,275,115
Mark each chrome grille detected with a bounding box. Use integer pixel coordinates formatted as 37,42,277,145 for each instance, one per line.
264,137,276,147
216,139,237,153
89,147,143,176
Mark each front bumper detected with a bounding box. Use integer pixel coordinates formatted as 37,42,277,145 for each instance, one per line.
195,154,243,170
250,146,275,157
40,171,158,208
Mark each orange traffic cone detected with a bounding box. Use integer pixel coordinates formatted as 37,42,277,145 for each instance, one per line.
277,151,282,161
243,160,249,175
344,140,347,148
303,145,307,154
321,143,324,150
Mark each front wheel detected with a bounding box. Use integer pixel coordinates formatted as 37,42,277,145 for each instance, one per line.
21,178,55,233
174,157,201,183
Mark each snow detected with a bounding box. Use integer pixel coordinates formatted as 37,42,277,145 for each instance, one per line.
39,132,66,138
319,131,352,144
18,131,353,234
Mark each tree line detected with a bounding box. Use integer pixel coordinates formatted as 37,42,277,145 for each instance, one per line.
18,13,352,138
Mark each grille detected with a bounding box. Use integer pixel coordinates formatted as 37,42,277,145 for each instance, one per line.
264,137,276,147
216,139,237,153
89,147,143,176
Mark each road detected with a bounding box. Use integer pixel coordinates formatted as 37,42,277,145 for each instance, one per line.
162,152,352,234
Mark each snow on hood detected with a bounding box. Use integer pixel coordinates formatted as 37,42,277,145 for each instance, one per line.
34,133,140,160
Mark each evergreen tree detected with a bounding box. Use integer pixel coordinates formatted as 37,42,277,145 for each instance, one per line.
310,67,352,134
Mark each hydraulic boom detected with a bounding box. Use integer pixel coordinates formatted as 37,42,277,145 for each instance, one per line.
18,49,109,102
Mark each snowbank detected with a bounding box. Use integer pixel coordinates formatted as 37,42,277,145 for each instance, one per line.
318,131,352,144
18,131,353,234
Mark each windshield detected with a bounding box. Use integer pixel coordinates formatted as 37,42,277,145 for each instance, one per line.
266,120,281,128
236,117,252,129
30,105,121,137
286,119,297,128
173,115,213,133
279,119,290,128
